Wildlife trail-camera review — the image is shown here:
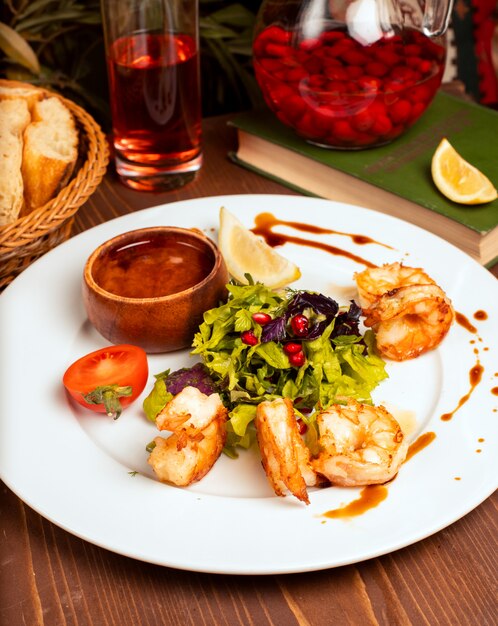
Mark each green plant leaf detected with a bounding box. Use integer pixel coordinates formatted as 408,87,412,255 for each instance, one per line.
200,17,238,39
16,10,90,33
17,0,65,21
209,4,255,28
0,22,40,74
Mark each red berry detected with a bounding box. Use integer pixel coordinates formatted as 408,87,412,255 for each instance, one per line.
285,67,308,82
252,312,272,326
299,38,321,52
241,330,259,346
297,418,308,435
389,99,411,124
404,44,422,57
357,76,381,92
407,84,431,103
266,43,293,58
331,120,357,142
257,25,292,45
308,74,326,88
390,66,416,84
410,101,427,121
289,351,306,367
324,66,349,81
313,108,334,133
259,58,284,73
365,61,388,77
352,110,374,132
374,48,401,67
304,56,323,74
371,114,393,136
418,60,433,75
346,65,364,79
321,31,346,43
406,56,421,69
283,342,302,355
341,49,368,66
290,314,309,337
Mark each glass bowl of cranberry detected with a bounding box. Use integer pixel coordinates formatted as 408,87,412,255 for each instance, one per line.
252,0,451,149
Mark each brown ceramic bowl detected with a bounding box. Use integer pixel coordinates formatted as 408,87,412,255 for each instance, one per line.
83,226,229,353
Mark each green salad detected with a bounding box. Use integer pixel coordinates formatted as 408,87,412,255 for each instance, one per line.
144,281,387,457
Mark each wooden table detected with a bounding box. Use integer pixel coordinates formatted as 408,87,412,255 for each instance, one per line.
1,115,496,625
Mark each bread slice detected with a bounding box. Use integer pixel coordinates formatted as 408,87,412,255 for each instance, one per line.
21,96,78,213
0,99,30,226
0,79,43,112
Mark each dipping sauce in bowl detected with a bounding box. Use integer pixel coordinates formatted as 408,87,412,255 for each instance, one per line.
92,231,216,299
83,227,229,353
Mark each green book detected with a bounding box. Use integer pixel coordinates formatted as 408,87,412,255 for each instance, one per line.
229,92,498,266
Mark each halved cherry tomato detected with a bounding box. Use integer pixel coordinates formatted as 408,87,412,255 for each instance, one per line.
63,345,148,419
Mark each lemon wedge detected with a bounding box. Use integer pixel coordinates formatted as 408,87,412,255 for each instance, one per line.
218,206,301,288
431,138,497,204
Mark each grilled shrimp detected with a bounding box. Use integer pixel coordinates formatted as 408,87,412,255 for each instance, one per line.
355,262,454,360
156,385,226,436
312,399,408,487
255,398,321,504
148,386,227,486
355,262,435,309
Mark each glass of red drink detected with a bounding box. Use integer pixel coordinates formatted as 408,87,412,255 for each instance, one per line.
253,0,454,150
101,0,202,190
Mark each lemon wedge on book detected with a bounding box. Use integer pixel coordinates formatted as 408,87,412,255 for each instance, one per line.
431,138,497,204
218,206,301,288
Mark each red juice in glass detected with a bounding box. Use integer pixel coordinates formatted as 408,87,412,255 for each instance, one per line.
253,26,445,149
107,32,202,189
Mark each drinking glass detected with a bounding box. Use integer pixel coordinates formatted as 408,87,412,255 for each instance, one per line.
101,0,202,190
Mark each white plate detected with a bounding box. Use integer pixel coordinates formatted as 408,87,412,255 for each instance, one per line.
1,195,497,575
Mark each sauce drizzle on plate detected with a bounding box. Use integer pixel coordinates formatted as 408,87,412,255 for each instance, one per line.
405,432,436,462
441,360,484,421
322,485,388,519
252,212,378,268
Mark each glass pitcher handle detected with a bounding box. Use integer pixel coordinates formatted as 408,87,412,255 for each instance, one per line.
423,0,454,37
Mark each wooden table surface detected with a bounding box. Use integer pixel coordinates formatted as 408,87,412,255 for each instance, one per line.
1,115,496,626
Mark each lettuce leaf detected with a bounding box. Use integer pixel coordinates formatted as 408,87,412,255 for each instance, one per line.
143,375,173,422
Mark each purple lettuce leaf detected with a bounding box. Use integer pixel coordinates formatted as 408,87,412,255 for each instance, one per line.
166,362,219,395
332,300,362,337
261,315,287,343
287,292,339,317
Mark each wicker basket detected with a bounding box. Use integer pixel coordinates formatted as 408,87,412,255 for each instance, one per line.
0,89,109,290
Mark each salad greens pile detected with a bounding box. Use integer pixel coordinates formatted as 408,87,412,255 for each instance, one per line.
143,281,388,457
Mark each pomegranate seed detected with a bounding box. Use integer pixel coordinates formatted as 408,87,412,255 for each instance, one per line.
297,419,308,435
252,312,272,325
289,351,306,367
241,330,259,346
283,342,302,355
290,314,309,337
